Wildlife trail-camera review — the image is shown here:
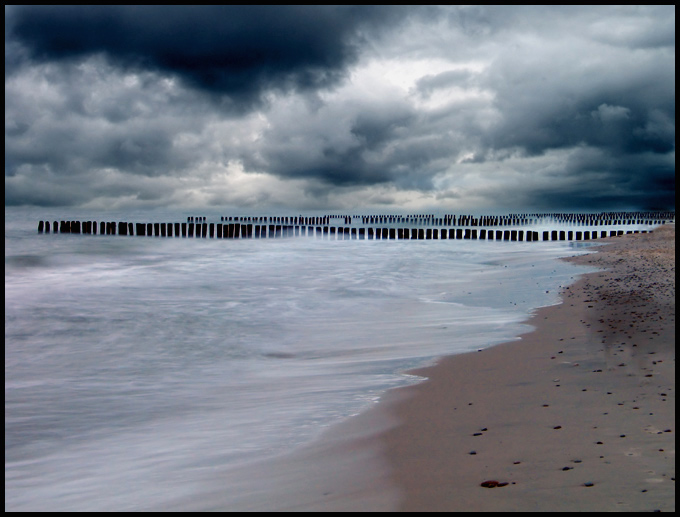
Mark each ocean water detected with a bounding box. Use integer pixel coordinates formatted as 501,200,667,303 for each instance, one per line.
5,207,614,511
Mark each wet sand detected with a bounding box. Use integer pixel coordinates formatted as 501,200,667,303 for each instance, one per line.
379,224,675,512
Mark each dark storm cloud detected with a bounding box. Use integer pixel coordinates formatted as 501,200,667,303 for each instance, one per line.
8,5,410,110
484,53,675,157
508,149,675,211
4,6,676,211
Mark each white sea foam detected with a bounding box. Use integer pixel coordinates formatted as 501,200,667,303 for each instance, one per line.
5,207,602,511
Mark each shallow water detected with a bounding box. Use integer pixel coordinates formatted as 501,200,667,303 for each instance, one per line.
5,207,613,511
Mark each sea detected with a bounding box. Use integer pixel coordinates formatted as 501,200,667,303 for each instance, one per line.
6,206,653,511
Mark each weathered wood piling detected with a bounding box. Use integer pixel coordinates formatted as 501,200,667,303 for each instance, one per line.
37,211,673,243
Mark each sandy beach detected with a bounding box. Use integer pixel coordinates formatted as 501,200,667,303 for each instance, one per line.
206,225,674,512
378,224,675,512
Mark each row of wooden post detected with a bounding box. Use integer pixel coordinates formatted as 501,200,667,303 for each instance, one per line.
210,212,672,227
38,220,656,241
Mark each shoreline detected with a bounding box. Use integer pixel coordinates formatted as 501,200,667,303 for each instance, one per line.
378,224,675,512
207,226,674,512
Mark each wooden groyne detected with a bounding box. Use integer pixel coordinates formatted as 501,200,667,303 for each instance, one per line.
37,211,673,242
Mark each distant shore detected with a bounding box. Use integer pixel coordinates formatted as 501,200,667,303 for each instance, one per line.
377,224,675,512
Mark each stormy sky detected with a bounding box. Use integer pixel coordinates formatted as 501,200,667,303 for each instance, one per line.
5,6,675,212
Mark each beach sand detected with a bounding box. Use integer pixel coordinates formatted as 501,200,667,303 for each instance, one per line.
210,225,674,512
378,224,675,512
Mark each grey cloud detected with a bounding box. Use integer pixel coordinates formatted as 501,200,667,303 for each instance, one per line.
414,70,474,98
8,5,416,111
4,6,675,211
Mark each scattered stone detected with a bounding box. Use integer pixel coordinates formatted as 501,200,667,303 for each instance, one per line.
583,482,594,487
480,480,508,488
